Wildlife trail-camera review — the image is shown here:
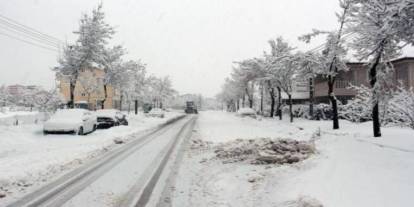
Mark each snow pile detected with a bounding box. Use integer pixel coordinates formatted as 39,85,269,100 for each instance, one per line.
214,138,315,164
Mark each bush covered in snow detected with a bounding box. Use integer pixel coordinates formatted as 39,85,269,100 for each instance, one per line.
283,104,334,120
387,87,414,129
339,85,372,122
214,138,315,165
340,85,414,129
291,105,310,119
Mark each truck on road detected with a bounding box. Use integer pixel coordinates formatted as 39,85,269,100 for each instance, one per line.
185,101,198,114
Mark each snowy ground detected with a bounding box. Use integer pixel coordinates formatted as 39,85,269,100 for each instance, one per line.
0,111,183,202
169,111,414,207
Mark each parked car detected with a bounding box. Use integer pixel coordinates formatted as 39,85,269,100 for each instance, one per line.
147,108,165,118
43,109,97,135
237,107,257,118
143,103,152,113
96,109,128,129
74,101,89,109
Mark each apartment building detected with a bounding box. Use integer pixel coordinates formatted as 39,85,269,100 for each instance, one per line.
58,68,120,110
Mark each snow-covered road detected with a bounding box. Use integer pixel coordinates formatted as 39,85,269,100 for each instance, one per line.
5,115,196,207
0,112,186,206
2,111,414,207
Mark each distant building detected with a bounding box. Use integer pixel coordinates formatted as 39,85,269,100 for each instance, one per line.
57,68,120,110
7,84,26,96
314,57,414,103
6,84,42,96
286,57,414,104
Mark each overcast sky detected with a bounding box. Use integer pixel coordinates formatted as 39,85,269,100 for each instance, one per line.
0,0,340,97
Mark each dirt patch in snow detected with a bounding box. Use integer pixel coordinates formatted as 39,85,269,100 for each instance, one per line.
281,196,323,207
214,138,316,165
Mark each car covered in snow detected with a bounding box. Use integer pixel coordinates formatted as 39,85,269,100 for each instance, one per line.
236,107,257,118
95,109,128,129
43,109,97,135
147,108,165,118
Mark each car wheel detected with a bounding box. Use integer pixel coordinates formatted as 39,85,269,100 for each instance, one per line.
43,130,48,135
78,127,84,136
93,124,97,131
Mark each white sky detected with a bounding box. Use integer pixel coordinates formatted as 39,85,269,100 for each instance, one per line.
0,0,340,97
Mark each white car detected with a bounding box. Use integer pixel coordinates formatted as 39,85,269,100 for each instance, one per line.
237,107,257,118
43,109,97,135
147,108,165,118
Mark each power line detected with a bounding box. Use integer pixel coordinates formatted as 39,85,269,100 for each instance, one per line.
0,24,60,48
0,13,64,53
0,14,63,45
0,31,59,52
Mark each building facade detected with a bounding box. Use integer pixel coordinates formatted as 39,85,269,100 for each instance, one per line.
313,57,414,103
58,68,120,110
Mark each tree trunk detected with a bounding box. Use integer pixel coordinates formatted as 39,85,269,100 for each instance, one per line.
119,95,123,111
328,76,339,129
288,94,293,123
69,82,75,108
277,87,282,120
128,101,131,114
369,50,383,137
134,100,138,115
309,77,314,119
372,102,381,137
242,96,245,107
101,84,108,109
269,88,275,118
260,86,263,115
245,87,253,108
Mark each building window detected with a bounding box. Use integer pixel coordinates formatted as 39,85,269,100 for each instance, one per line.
396,66,409,87
81,93,86,97
335,80,355,88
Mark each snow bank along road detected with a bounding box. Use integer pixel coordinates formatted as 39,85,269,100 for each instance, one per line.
6,115,197,207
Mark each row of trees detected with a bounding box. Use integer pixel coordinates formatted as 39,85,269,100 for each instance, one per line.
0,86,62,112
218,0,414,137
54,4,175,112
